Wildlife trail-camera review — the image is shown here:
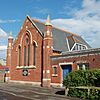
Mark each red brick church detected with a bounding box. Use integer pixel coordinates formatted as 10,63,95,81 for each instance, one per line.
6,15,100,87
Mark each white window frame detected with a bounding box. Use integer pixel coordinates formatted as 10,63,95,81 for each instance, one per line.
71,43,88,51
66,38,70,51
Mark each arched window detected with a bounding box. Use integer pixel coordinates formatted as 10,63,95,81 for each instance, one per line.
18,45,21,66
33,42,37,66
28,44,30,66
24,35,30,66
24,46,26,66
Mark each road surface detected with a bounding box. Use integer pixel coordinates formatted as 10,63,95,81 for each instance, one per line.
0,91,31,100
0,83,81,100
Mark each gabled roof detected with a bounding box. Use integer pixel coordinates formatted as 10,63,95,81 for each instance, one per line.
67,35,75,50
73,35,90,47
30,17,91,52
67,35,91,50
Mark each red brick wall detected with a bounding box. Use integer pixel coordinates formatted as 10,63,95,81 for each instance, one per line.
10,17,43,82
42,24,53,87
51,52,100,84
51,65,62,83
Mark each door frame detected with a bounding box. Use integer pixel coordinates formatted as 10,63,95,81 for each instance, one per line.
59,62,73,84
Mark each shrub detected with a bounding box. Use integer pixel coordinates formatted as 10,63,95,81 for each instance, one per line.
63,69,100,99
68,88,100,100
68,88,88,99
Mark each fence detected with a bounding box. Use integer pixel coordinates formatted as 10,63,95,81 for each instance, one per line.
65,86,100,96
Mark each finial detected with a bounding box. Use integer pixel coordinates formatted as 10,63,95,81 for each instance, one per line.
9,31,12,36
8,31,13,39
45,15,52,26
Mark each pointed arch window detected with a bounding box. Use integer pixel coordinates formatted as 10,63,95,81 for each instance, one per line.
28,44,30,66
33,42,37,66
24,36,30,66
18,45,21,66
24,46,26,66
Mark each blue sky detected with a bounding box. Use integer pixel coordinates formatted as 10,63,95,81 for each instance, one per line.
0,0,100,58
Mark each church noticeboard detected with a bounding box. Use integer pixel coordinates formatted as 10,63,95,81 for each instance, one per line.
23,69,28,76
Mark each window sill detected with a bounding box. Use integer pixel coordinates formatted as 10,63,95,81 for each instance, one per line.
16,65,36,69
52,74,58,77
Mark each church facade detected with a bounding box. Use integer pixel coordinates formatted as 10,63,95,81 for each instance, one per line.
6,15,100,87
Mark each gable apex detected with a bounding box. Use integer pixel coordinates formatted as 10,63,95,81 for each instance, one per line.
26,15,44,37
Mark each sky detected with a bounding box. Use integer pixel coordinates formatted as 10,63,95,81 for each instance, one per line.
0,0,100,59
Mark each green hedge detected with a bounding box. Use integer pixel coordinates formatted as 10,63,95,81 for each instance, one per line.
63,70,100,99
68,88,100,100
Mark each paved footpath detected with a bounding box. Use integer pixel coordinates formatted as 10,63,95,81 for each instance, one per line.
0,91,30,100
0,83,81,100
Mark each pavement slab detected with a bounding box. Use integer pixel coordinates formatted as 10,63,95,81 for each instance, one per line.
0,91,31,100
0,83,82,100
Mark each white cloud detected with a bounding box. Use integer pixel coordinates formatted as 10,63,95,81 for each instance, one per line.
33,7,50,15
0,46,7,50
51,0,100,48
75,0,100,19
0,19,21,23
0,28,7,39
0,28,7,58
0,49,6,59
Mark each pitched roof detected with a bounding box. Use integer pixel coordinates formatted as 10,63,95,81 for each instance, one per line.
67,35,75,50
51,48,100,59
73,35,90,47
67,35,91,50
31,18,91,52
